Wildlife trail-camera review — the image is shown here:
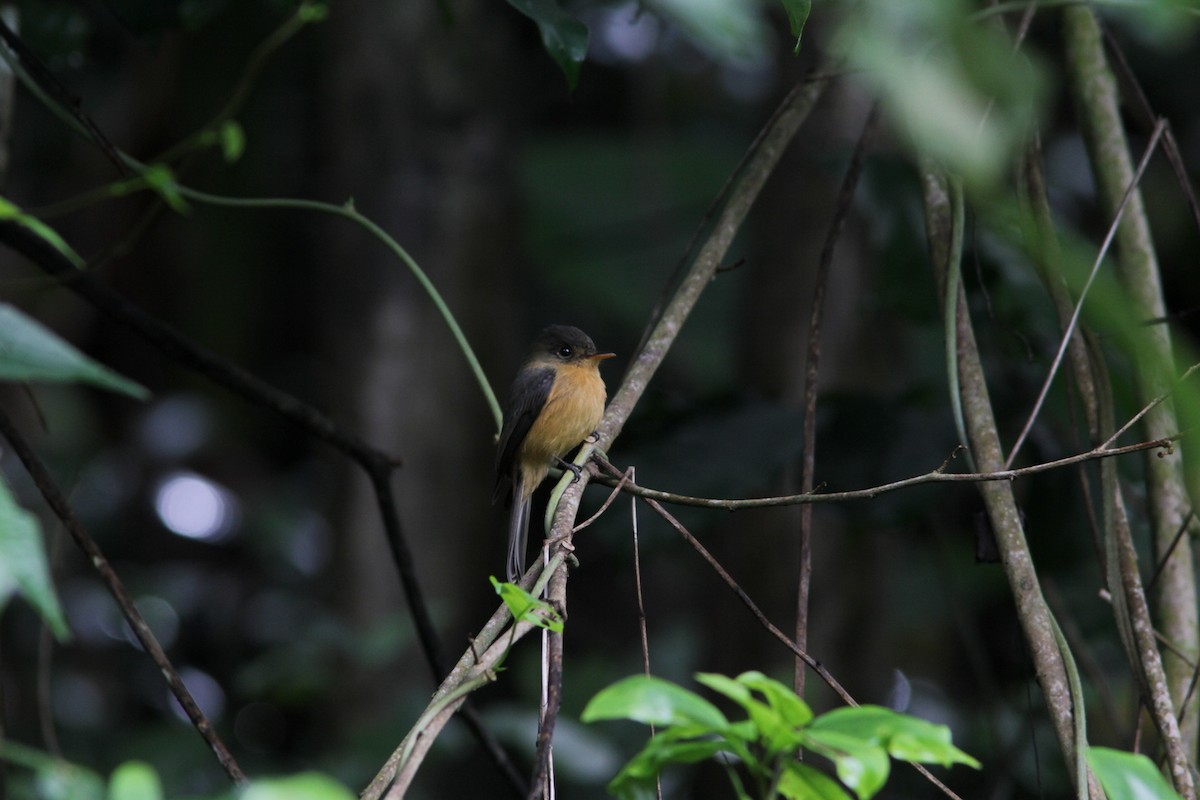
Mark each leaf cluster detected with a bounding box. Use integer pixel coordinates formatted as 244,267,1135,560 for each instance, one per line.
581,671,979,800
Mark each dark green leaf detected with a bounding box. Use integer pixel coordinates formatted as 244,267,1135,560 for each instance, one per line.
607,729,740,799
0,304,149,399
506,0,588,91
779,0,812,54
1087,747,1182,800
582,675,729,730
0,477,70,641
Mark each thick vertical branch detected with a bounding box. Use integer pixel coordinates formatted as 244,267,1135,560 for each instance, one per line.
921,170,1098,798
1021,145,1195,798
1063,5,1199,755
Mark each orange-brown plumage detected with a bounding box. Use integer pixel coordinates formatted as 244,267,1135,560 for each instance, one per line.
494,325,613,581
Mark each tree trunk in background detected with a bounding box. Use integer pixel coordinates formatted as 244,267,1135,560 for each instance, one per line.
311,2,526,730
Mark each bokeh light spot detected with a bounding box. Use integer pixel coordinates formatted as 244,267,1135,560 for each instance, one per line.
154,472,237,542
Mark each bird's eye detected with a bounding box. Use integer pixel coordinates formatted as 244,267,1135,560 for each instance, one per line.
558,345,573,358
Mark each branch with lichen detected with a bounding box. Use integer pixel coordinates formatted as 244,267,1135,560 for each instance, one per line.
1063,3,1200,761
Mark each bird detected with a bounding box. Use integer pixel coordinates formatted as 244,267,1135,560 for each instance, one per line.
493,325,614,582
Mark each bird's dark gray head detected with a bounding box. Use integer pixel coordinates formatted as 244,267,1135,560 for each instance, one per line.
531,325,599,363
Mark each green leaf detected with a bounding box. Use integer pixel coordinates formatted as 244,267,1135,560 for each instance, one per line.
297,1,330,23
777,762,854,800
36,761,106,800
240,773,357,800
647,0,769,64
735,671,814,727
0,476,70,641
0,196,84,268
608,733,731,798
808,706,980,769
779,0,812,54
110,165,189,214
506,0,588,91
140,164,190,214
107,761,162,800
832,0,1046,190
0,304,150,399
219,121,245,163
801,729,890,800
1087,747,1182,800
695,672,802,755
489,576,563,632
582,674,730,730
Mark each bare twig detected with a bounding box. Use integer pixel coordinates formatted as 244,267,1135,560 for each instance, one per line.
590,436,1174,510
0,407,246,785
0,18,127,177
795,102,880,697
588,457,964,800
1005,118,1167,468
529,570,567,799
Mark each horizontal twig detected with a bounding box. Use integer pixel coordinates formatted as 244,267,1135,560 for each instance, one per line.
592,437,1176,510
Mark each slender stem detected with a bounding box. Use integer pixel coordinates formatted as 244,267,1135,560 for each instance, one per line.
795,103,879,697
589,436,1173,510
0,408,247,785
1006,118,1166,468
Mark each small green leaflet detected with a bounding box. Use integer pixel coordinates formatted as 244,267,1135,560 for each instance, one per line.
0,304,149,399
490,576,564,632
0,476,70,641
506,0,589,91
110,164,189,214
780,0,812,55
0,196,84,268
107,761,162,800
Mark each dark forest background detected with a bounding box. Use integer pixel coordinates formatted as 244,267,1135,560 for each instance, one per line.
1,0,1200,798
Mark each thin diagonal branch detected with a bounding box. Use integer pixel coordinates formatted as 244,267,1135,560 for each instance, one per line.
594,458,964,800
0,407,246,785
1005,117,1166,468
0,219,525,796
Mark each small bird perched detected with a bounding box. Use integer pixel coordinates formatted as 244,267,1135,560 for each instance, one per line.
493,325,615,582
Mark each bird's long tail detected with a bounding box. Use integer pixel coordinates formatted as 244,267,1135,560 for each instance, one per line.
507,491,531,583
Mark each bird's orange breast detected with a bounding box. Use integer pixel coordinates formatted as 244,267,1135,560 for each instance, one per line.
518,360,607,466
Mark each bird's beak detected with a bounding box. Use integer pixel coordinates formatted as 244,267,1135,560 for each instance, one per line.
591,352,616,361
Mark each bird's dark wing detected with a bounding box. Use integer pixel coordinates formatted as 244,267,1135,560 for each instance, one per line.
492,366,555,504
